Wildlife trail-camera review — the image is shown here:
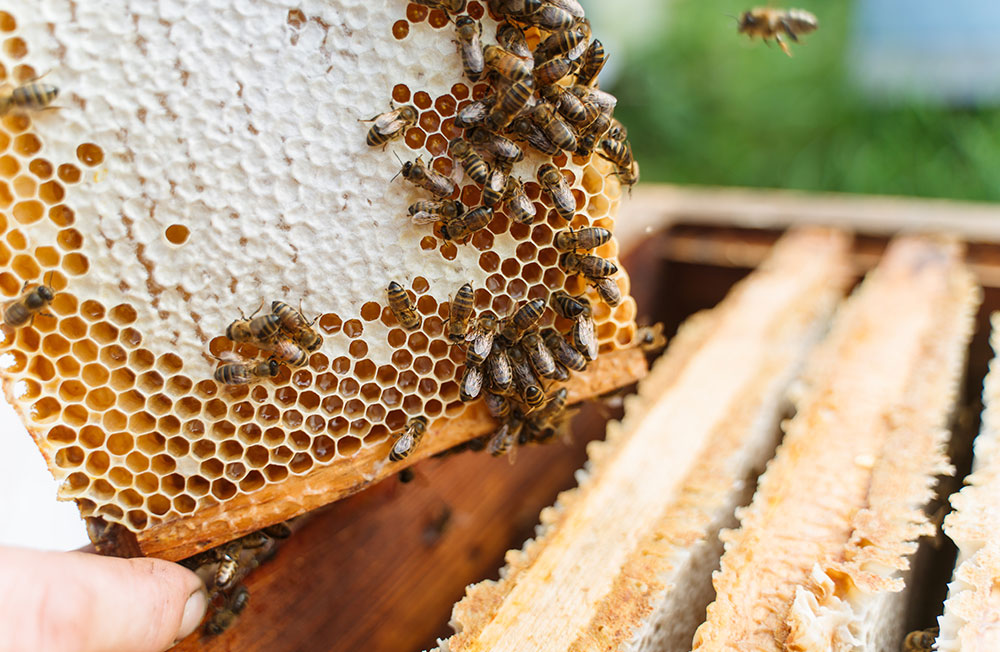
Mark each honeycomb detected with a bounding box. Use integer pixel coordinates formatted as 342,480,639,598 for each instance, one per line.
0,1,637,541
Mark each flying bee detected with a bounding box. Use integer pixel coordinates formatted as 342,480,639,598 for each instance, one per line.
484,390,511,419
386,281,421,331
560,252,618,279
455,96,496,129
550,291,590,319
901,628,938,652
737,8,818,56
554,226,612,252
271,300,322,351
537,163,576,221
362,105,418,148
214,540,243,590
534,27,589,64
499,298,546,345
542,328,587,371
389,416,428,462
0,80,59,116
442,205,493,241
529,103,577,152
637,322,667,354
399,156,457,198
483,45,534,82
3,282,54,328
449,138,490,185
533,57,578,86
507,116,560,156
466,127,523,165
413,0,467,13
599,137,633,169
509,346,545,409
484,79,534,132
460,364,484,402
226,305,282,345
448,282,475,343
608,119,628,142
576,39,606,87
592,277,622,307
214,357,280,386
486,345,513,394
409,198,465,225
572,312,598,361
455,17,484,82
482,167,507,208
522,4,576,30
496,22,532,59
466,313,498,366
269,339,309,367
503,176,536,225
521,332,559,379
488,413,523,464
205,585,250,636
539,84,598,126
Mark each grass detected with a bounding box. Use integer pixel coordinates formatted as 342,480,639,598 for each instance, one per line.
610,1,1000,201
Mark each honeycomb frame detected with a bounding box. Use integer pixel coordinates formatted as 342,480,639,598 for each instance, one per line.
0,1,644,559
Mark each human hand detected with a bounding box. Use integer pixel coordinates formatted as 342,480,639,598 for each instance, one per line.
0,545,207,652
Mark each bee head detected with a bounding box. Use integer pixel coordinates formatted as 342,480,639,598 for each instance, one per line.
737,11,757,32
37,286,54,302
266,359,280,376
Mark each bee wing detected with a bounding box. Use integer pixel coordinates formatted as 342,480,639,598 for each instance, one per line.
410,211,440,225
506,438,518,465
217,350,244,363
371,108,403,132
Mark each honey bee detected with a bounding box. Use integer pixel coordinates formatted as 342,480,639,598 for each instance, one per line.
509,346,545,409
560,252,618,279
441,205,493,241
269,339,309,367
548,0,585,19
484,79,534,132
226,304,282,345
539,84,598,126
521,332,559,379
386,281,422,331
554,226,612,252
3,282,54,328
503,176,536,225
214,540,243,590
466,127,523,165
482,167,508,208
496,22,532,59
484,390,511,419
592,277,622,307
263,522,292,539
214,357,280,385
531,387,569,430
499,298,546,345
448,282,475,343
534,27,589,64
607,118,628,142
508,117,560,156
572,312,598,361
737,8,818,56
389,416,428,462
533,57,578,86
549,360,570,382
489,0,543,19
0,80,59,116
523,4,576,31
617,160,640,188
599,137,633,169
455,17,485,82
455,96,496,129
486,345,513,394
460,364,484,402
637,322,667,354
483,45,534,82
449,138,490,185
537,164,576,221
414,0,467,13
550,291,590,319
271,300,322,351
363,105,418,148
575,39,606,87
399,156,457,198
529,103,577,152
409,198,465,225
542,328,587,371
571,85,618,112
575,114,611,157
466,313,498,366
205,585,250,636
487,415,521,464
902,628,938,652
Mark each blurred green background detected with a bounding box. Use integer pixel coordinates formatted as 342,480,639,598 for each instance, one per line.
585,0,1000,201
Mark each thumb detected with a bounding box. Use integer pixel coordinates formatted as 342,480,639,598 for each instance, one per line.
0,546,208,652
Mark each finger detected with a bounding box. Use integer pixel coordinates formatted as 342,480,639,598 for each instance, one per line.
0,546,208,652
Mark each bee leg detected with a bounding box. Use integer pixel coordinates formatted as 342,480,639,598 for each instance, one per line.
776,34,792,56
780,20,799,42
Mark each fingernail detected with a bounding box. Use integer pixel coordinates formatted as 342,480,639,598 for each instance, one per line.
175,588,208,643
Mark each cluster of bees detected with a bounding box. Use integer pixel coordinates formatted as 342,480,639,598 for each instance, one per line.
211,301,323,385
180,522,292,635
